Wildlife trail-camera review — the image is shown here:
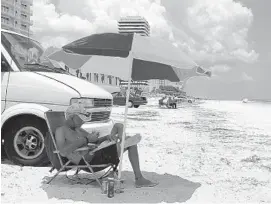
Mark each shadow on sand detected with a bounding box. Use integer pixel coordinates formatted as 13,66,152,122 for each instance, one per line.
41,170,201,203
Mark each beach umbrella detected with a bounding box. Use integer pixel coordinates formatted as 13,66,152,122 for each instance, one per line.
48,51,211,83
49,49,91,69
61,33,211,180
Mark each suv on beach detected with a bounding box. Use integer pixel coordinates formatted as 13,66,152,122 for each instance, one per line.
112,92,147,108
175,95,194,103
1,29,114,166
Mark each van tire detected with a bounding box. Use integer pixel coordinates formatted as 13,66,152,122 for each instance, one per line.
134,105,140,108
4,118,49,166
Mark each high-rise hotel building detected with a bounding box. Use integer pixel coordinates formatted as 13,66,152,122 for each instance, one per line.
118,16,150,36
1,0,33,36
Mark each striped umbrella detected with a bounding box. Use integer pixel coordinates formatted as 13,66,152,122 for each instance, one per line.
62,33,211,180
49,49,91,69
63,33,211,81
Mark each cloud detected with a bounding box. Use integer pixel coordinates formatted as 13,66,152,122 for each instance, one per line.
230,49,258,63
40,36,69,49
210,65,232,73
33,1,92,34
241,72,254,81
183,0,258,63
32,0,258,65
32,0,95,48
32,0,174,48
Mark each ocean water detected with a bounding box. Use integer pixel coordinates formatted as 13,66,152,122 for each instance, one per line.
111,99,271,202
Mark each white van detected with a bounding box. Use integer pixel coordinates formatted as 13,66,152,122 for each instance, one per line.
1,29,114,166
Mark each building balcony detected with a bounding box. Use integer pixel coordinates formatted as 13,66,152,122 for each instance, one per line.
1,9,16,18
14,13,21,20
15,2,22,10
19,28,33,36
20,17,32,24
118,24,149,29
21,0,33,6
118,26,150,32
20,6,33,15
119,17,150,25
119,30,149,35
1,21,14,29
118,26,149,30
1,0,15,7
118,22,150,27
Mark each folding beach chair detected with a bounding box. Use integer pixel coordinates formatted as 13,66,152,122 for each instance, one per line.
44,111,119,188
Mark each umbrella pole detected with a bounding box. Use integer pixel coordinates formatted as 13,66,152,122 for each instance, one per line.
118,55,133,180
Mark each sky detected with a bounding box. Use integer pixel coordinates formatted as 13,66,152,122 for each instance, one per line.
32,0,271,100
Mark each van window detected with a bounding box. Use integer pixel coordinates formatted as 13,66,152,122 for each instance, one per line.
1,53,11,72
1,31,43,69
1,31,68,73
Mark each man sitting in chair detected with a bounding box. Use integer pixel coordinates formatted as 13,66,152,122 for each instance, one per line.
55,103,158,188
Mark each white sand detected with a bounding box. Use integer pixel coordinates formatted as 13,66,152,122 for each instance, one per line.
1,98,271,203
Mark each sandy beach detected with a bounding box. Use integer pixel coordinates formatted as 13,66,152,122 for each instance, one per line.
1,98,271,203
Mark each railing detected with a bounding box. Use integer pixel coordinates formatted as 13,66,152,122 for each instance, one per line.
20,28,33,36
1,0,14,7
20,5,33,15
20,16,32,24
1,9,15,18
1,20,14,28
21,0,33,6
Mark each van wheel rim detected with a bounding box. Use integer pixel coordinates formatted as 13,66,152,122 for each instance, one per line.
128,102,133,107
13,127,44,160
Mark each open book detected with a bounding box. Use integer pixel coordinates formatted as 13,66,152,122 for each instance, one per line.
90,140,116,153
75,134,142,153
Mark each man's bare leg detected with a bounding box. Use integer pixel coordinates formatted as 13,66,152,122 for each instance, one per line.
127,145,158,187
111,123,158,187
127,145,142,179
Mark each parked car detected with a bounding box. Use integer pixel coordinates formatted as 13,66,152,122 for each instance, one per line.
112,92,147,108
175,95,194,103
1,29,114,166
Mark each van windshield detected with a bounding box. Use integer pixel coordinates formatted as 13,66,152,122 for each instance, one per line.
1,31,68,73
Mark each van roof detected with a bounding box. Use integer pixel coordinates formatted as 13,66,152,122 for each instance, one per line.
1,29,38,43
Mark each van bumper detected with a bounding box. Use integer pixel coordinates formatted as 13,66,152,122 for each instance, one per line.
81,119,115,137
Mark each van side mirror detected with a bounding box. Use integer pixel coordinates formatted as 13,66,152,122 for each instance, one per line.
205,71,212,77
196,66,205,74
1,60,10,72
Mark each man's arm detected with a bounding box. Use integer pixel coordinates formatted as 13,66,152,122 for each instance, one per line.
97,135,111,143
76,128,102,143
55,128,87,157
